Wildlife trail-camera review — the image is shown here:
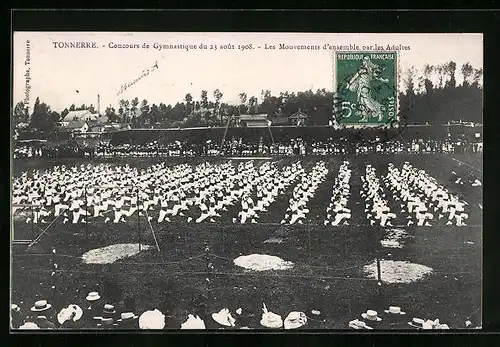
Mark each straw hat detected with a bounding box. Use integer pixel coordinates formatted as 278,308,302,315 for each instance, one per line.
103,304,116,315
86,292,101,301
138,309,165,329
97,317,116,328
284,312,307,330
306,308,326,322
212,308,236,327
361,310,382,322
117,312,138,322
57,304,83,324
407,317,425,328
260,307,283,329
30,300,52,312
384,306,406,315
181,314,206,329
19,322,40,330
349,319,373,330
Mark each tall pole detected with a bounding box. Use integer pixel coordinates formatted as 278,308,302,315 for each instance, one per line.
97,94,100,116
137,188,141,252
51,248,57,306
84,186,88,240
31,205,34,240
220,116,232,155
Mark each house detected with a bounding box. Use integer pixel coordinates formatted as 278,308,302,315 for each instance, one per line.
289,109,309,126
237,114,270,128
62,119,90,133
61,110,99,124
87,115,109,132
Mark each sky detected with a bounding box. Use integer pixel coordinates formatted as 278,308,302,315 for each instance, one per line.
13,32,483,114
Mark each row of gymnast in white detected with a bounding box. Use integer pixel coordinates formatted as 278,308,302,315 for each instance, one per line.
324,161,352,226
382,162,468,226
12,160,311,225
280,161,329,225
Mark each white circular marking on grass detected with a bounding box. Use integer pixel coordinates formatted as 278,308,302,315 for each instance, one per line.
233,254,294,271
81,243,153,264
363,260,433,284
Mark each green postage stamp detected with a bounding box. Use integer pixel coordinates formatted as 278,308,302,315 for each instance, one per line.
333,51,398,127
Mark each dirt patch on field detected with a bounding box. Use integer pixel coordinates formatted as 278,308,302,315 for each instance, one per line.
81,243,153,264
233,254,294,271
363,260,433,284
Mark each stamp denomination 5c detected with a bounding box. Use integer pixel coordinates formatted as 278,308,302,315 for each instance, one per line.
333,51,398,127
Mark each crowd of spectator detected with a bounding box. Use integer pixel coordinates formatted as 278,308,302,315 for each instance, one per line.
13,136,483,160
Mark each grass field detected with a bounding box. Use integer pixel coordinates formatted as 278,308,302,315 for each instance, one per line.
10,153,482,329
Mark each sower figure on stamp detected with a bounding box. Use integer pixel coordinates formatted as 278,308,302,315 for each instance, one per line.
346,55,390,122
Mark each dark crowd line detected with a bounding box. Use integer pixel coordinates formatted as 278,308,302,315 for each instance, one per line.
13,137,483,159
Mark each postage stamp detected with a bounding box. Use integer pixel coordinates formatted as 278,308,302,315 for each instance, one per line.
333,51,398,127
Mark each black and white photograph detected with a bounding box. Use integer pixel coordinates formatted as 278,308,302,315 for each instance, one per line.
10,32,483,330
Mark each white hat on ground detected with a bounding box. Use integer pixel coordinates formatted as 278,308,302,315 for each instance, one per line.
57,304,83,324
260,303,283,329
181,314,206,329
30,300,52,312
349,319,373,330
19,322,40,330
284,311,307,330
212,308,236,327
86,292,101,301
384,306,406,315
361,310,382,322
139,309,165,329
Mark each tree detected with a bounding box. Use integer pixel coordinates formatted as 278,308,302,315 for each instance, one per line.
61,108,70,120
158,103,169,125
131,97,139,115
13,101,29,126
262,89,272,101
423,64,434,94
118,99,130,124
213,88,223,124
436,64,446,89
185,93,193,115
50,111,61,125
105,105,118,123
238,92,248,114
69,104,76,111
30,97,56,132
200,90,208,109
139,99,150,127
248,96,257,114
149,104,161,127
118,106,124,123
461,62,474,87
444,61,457,88
472,67,483,88
88,104,96,114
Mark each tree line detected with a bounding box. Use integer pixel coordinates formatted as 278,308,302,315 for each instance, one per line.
13,61,483,133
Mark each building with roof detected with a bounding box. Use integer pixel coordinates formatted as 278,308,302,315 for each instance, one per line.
62,110,99,122
61,120,90,133
237,114,270,128
289,110,309,126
